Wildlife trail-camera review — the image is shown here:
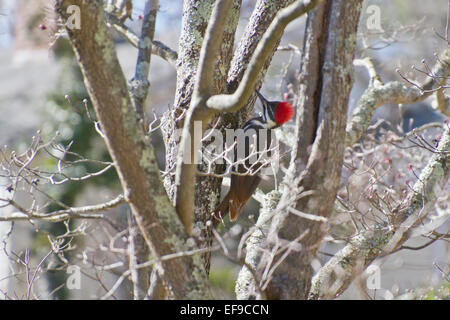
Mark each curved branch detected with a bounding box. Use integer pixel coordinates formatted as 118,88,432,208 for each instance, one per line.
108,12,178,68
174,0,323,234
0,195,125,222
225,0,296,128
174,0,235,234
206,0,324,113
193,0,235,99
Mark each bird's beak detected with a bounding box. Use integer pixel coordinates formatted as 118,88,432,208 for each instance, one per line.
256,90,269,122
256,90,268,105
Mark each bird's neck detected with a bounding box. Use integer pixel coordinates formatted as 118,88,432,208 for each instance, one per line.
242,116,268,131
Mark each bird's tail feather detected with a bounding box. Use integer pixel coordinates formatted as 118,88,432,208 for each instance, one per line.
229,200,243,222
213,192,231,222
213,192,245,223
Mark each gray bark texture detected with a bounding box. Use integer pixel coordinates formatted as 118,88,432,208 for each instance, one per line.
55,0,212,299
236,0,363,300
161,0,241,272
162,0,306,273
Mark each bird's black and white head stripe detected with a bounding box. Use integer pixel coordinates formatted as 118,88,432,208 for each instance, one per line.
242,117,266,131
256,90,277,129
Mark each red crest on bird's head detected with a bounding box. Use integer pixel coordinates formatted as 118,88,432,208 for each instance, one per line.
274,101,294,125
256,90,294,128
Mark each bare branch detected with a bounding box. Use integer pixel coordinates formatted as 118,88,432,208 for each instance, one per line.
0,194,125,222
101,244,221,300
346,49,450,146
107,12,178,68
129,0,159,125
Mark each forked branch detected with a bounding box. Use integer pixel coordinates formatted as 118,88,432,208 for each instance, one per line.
174,0,324,235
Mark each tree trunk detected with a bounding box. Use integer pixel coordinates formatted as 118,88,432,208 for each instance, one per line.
162,0,299,273
55,0,212,299
236,0,363,300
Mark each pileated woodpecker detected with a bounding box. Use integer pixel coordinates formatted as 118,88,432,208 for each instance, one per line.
213,91,294,222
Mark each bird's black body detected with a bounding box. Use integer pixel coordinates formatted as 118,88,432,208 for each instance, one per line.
213,91,291,222
214,117,272,222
